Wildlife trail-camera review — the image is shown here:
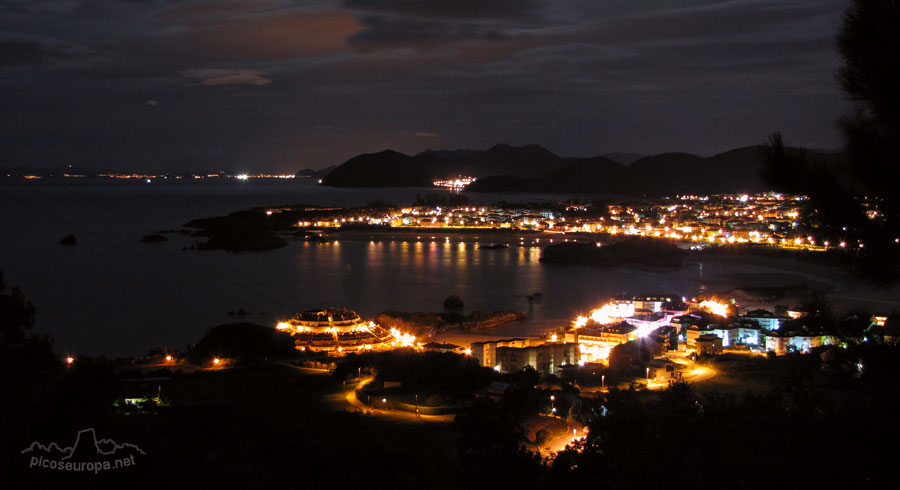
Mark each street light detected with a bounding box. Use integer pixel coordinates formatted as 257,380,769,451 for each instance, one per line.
646,367,650,383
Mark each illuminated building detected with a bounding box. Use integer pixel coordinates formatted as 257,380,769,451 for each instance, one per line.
276,308,415,355
724,323,761,346
566,322,637,345
685,325,715,349
696,334,723,355
764,331,834,355
646,359,678,382
561,322,639,364
741,309,787,331
632,294,679,313
471,338,539,370
470,338,575,375
671,314,701,334
495,343,576,375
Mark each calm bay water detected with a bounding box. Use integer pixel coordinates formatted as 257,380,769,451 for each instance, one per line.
0,180,843,356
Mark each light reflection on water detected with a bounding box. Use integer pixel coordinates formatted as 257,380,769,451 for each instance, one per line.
2,223,800,356
0,182,840,356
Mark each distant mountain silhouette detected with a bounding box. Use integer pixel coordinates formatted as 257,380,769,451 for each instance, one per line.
320,144,565,187
295,165,336,179
320,143,844,195
468,145,845,196
602,152,646,165
416,148,480,160
541,156,628,193
321,150,433,187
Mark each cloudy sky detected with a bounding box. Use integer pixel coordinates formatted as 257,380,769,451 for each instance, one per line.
1,0,852,172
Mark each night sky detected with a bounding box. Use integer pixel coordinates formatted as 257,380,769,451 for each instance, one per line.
2,0,851,172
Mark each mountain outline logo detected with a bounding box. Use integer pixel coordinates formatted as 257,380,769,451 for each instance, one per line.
22,428,145,473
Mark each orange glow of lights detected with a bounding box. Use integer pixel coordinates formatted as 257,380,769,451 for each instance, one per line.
699,300,729,317
389,328,416,347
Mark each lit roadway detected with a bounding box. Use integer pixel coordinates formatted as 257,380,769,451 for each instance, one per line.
342,376,455,423
579,356,717,393
647,354,717,390
277,362,453,422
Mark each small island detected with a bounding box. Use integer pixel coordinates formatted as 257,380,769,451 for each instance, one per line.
183,210,289,252
140,234,168,243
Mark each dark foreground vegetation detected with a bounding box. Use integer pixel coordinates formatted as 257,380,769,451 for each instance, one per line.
3,265,900,489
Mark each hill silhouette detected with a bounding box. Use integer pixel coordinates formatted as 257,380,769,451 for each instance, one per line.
320,143,842,195
321,143,565,187
468,145,845,196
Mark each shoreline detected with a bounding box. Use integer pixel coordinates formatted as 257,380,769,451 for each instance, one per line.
307,227,573,245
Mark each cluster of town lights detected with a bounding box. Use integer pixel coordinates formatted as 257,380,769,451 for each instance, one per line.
284,192,885,253
389,328,417,347
276,318,419,352
561,297,732,364
699,300,730,318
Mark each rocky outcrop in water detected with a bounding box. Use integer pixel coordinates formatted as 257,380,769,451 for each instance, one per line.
141,234,168,243
443,295,464,310
540,238,685,267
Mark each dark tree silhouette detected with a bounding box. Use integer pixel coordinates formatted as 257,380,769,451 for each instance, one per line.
0,268,36,345
838,0,900,230
836,0,900,279
762,0,900,280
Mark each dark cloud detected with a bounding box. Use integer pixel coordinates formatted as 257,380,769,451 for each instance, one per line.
348,15,508,51
0,39,71,67
344,0,540,20
0,0,80,15
0,0,855,171
182,67,272,86
150,0,292,21
144,8,361,63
